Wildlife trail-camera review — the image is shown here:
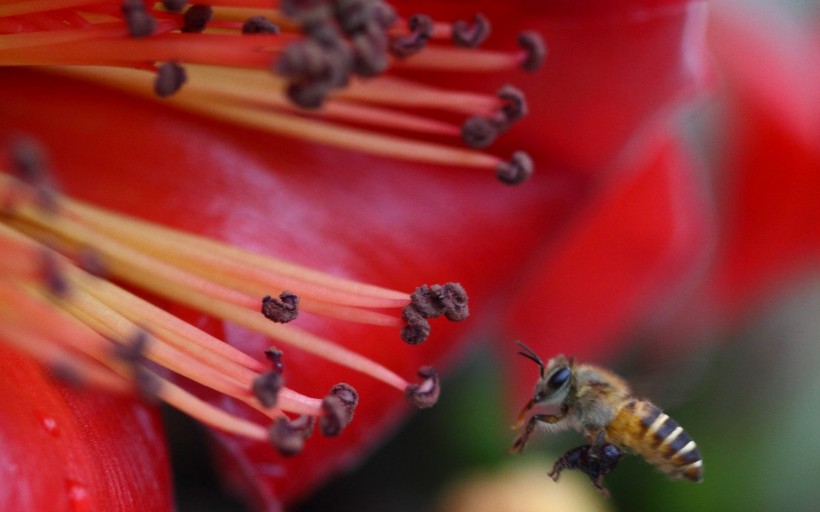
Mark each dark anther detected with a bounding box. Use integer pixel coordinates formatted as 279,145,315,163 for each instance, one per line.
276,34,352,108
261,291,300,323
242,16,280,34
268,415,315,456
495,151,533,185
400,305,431,345
370,1,397,29
319,383,358,436
162,0,187,12
114,331,161,402
319,396,347,436
518,30,547,71
461,116,498,149
440,282,469,321
286,82,330,109
134,366,162,403
154,61,187,98
549,443,624,497
281,0,331,30
334,0,396,34
114,330,150,363
452,13,490,48
41,251,69,297
351,26,389,77
276,40,326,79
312,26,354,87
404,366,440,409
389,13,433,58
78,249,107,278
49,363,85,388
10,136,47,182
497,85,527,124
9,135,58,212
334,0,369,34
264,347,285,373
328,383,358,427
411,283,469,321
401,283,468,344
280,0,324,17
122,0,156,38
181,4,213,33
252,371,284,407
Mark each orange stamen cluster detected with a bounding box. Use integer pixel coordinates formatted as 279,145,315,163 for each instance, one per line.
0,0,545,184
0,140,460,454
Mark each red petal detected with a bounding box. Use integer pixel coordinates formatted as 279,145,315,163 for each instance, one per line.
0,69,571,508
698,0,820,321
503,125,712,398
0,344,172,512
0,2,713,506
405,0,710,173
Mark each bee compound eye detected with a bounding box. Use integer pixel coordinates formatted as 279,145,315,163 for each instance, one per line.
547,367,571,389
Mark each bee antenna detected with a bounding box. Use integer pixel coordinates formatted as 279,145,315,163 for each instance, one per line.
515,341,545,375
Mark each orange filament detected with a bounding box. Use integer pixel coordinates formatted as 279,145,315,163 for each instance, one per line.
1,0,542,183
0,169,449,448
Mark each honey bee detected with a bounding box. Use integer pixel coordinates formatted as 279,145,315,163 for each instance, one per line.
510,342,703,494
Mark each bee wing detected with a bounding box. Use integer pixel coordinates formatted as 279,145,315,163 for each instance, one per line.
610,344,714,409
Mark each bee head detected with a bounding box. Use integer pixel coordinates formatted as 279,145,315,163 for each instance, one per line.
516,342,574,406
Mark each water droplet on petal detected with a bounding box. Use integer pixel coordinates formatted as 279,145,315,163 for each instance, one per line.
66,480,89,512
41,416,59,437
35,411,60,437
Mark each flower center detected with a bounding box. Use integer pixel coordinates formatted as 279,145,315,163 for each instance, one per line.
0,137,464,454
0,0,545,184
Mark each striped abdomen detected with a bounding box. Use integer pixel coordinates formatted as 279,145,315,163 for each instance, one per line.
605,399,703,482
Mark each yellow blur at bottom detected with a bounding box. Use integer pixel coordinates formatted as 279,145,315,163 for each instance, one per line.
435,460,612,512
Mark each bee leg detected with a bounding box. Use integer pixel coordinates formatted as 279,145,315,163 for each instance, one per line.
591,475,611,498
548,443,624,498
510,413,565,454
548,445,584,481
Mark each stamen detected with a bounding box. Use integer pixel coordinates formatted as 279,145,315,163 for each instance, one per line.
40,250,69,297
10,135,48,183
112,330,162,402
461,116,498,149
495,150,534,185
517,30,547,72
242,15,279,34
389,13,432,58
400,305,430,345
269,415,314,456
154,61,187,97
162,0,188,13
264,347,285,373
261,291,300,323
182,4,214,33
319,383,357,436
121,0,157,38
1,162,466,450
404,366,439,409
451,13,490,48
252,370,284,407
328,382,358,425
461,86,527,148
0,0,545,178
408,282,469,322
497,85,527,124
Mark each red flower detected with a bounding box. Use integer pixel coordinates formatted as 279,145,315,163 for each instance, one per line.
10,0,810,510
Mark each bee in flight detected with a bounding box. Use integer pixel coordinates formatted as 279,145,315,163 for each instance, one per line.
510,342,703,495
